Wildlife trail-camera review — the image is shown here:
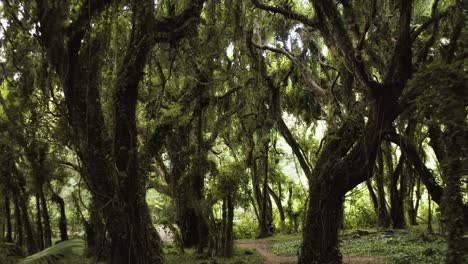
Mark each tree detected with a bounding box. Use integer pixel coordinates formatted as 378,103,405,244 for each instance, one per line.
27,0,205,263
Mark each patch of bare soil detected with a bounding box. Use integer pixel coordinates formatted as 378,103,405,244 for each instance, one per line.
237,240,386,264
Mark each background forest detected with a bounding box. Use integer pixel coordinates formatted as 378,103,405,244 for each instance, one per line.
0,0,466,264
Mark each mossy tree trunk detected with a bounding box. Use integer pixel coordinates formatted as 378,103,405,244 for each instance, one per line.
34,0,205,262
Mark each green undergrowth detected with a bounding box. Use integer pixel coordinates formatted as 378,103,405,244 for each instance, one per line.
271,230,447,264
164,244,263,264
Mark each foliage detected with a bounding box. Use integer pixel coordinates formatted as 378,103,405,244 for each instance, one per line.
344,185,378,229
271,230,449,264
18,239,85,264
232,211,258,239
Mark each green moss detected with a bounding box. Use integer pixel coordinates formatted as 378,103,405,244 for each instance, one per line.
270,230,448,264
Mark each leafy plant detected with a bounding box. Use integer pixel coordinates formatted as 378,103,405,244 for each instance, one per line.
18,239,85,264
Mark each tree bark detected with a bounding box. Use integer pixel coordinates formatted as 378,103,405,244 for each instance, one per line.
20,193,37,254
39,189,52,247
268,186,286,228
35,194,44,250
5,194,13,242
441,123,466,264
51,192,68,241
376,150,391,228
34,0,205,262
13,195,23,248
384,142,406,229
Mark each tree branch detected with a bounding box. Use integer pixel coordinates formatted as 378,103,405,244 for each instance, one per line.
384,131,443,204
250,0,318,29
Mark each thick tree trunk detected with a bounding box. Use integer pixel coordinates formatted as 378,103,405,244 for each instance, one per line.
177,200,202,248
300,186,344,264
299,118,365,264
35,0,204,262
441,125,465,264
5,194,13,242
86,198,109,261
105,194,164,264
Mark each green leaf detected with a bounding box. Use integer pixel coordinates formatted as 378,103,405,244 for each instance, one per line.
18,239,85,264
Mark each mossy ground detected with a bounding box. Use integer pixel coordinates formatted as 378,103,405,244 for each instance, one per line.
270,229,448,264
164,244,263,264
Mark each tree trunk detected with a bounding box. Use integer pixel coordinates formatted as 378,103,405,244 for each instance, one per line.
35,0,204,262
35,194,44,250
269,186,286,228
258,141,274,238
441,125,465,264
20,194,37,254
407,175,420,226
39,189,52,247
299,118,367,264
13,195,23,248
427,195,433,233
87,198,109,261
222,192,234,257
366,180,379,216
51,192,68,241
300,186,344,264
5,194,13,242
384,142,406,229
375,150,390,228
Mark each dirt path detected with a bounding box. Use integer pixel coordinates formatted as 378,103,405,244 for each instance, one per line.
236,240,386,264
237,240,296,264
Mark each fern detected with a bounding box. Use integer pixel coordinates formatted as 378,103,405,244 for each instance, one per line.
18,239,85,264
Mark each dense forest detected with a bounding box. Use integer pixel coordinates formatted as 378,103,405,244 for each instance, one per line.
0,0,466,264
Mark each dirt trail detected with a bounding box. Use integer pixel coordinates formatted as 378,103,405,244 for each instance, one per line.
236,240,386,264
237,240,296,264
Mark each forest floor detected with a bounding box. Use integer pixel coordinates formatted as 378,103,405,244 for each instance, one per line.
237,239,386,264
238,229,448,264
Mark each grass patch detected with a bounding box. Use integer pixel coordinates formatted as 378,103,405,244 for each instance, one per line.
271,230,448,264
164,244,263,264
263,233,301,243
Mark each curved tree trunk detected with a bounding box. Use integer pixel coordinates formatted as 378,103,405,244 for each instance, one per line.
51,192,68,241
